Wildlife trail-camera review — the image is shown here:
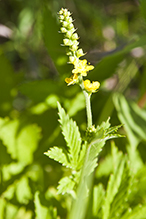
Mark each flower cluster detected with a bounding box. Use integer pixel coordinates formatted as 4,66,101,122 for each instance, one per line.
58,8,100,94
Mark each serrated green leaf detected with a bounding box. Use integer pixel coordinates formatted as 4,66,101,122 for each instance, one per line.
68,120,116,219
68,145,96,219
90,118,123,146
57,176,76,197
105,133,124,141
85,141,105,176
77,143,87,170
97,117,111,131
57,102,82,169
44,146,70,168
89,128,105,146
105,124,123,135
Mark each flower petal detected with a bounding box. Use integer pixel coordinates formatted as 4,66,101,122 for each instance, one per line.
84,79,100,93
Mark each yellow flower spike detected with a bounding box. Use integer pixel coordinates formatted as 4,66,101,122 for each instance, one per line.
84,79,100,93
72,59,94,76
65,73,79,86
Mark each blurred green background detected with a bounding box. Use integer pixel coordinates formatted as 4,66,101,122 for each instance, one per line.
0,0,146,218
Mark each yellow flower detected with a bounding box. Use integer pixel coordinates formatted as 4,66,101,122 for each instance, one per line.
72,59,94,76
65,73,78,85
84,79,100,93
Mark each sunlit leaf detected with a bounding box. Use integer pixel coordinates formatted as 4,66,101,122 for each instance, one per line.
34,191,58,219
57,176,76,197
57,102,82,169
0,118,41,164
44,146,70,168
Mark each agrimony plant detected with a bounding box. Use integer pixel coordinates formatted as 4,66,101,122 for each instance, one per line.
44,8,122,199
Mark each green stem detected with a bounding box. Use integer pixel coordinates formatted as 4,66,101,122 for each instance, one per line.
78,75,92,129
83,91,92,129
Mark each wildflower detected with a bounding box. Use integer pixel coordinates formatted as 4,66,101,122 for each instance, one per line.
58,8,100,92
72,59,94,76
84,79,100,93
65,73,79,86
58,8,81,54
76,49,86,58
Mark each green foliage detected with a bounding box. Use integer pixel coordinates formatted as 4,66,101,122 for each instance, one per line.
0,118,41,164
57,102,82,169
45,102,83,172
113,93,146,146
34,191,58,219
102,144,130,219
45,102,123,202
1,0,146,218
45,102,85,195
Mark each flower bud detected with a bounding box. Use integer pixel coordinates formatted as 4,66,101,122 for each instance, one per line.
63,9,70,17
59,15,64,20
69,27,76,34
62,21,68,27
69,56,75,63
59,8,71,17
65,16,73,23
71,44,78,51
76,48,85,58
66,51,72,56
67,23,74,29
73,40,79,46
65,31,73,38
60,27,67,33
59,8,64,15
70,41,79,51
63,39,73,46
71,33,78,40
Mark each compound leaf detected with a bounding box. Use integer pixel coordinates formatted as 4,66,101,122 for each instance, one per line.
57,176,76,197
57,102,82,169
44,146,70,168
